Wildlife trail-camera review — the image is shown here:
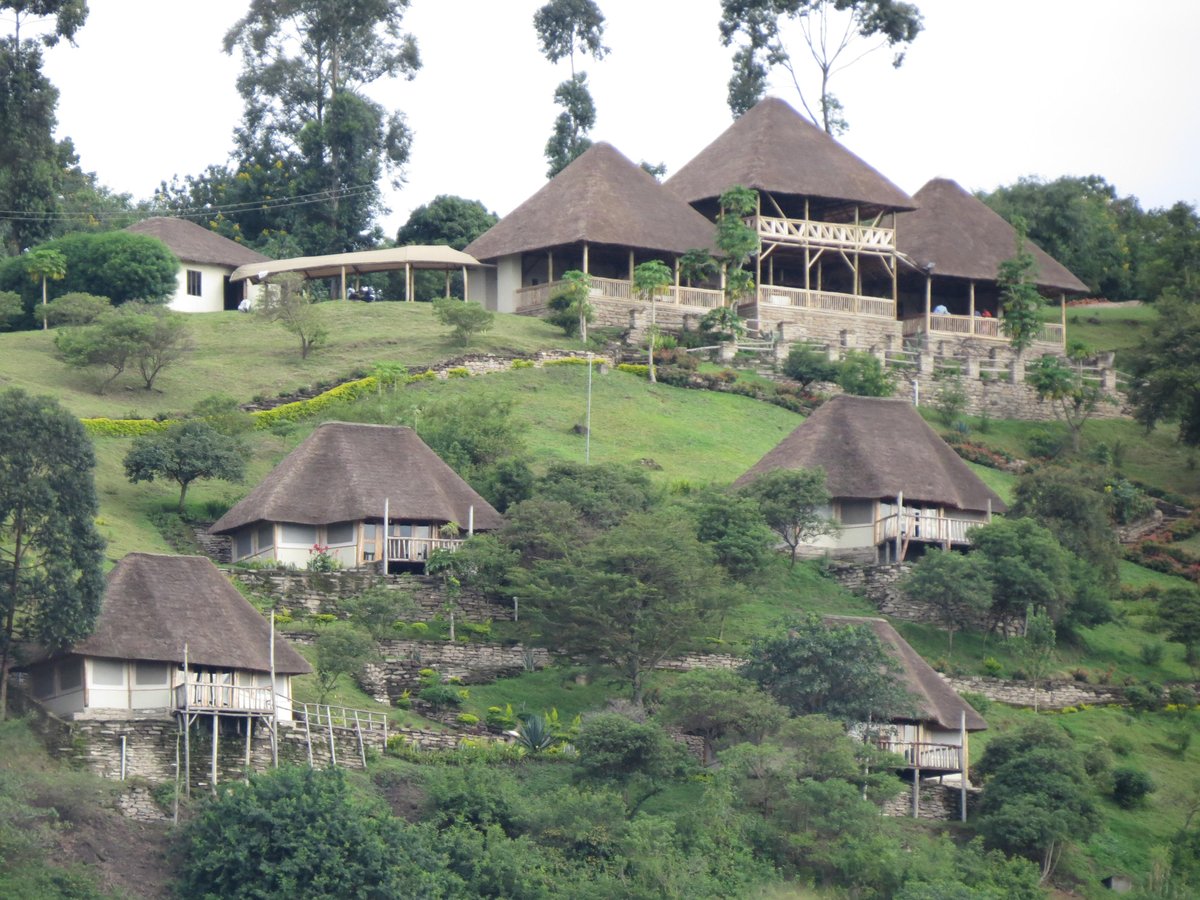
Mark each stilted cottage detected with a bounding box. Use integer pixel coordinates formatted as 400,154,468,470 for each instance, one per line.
895,178,1087,350
464,142,721,316
210,422,503,571
126,217,271,313
827,615,987,819
734,395,1006,562
666,97,916,343
17,553,311,722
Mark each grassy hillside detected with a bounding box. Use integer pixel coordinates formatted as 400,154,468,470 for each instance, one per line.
1042,301,1157,362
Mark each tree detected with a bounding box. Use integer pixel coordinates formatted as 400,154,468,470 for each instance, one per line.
176,766,450,899
573,712,691,812
716,186,759,308
739,466,836,566
632,259,673,384
1127,291,1200,444
222,0,421,254
313,621,376,704
657,668,786,763
678,248,719,287
1018,605,1056,712
534,0,608,176
547,269,594,340
432,297,494,346
395,194,497,299
24,231,178,306
1027,354,1106,453
693,488,777,582
43,292,110,327
719,0,923,132
55,304,192,393
517,507,738,704
0,389,106,719
783,345,841,390
123,420,246,512
700,305,746,341
966,517,1078,631
1159,586,1200,675
837,349,895,396
0,290,22,330
900,550,993,650
975,721,1101,882
23,247,65,331
1135,201,1200,301
128,305,193,390
742,615,915,723
997,218,1045,355
258,273,328,358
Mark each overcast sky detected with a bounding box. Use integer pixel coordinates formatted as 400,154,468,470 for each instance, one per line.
37,0,1200,237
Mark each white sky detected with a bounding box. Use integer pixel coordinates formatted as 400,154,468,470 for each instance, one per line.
37,0,1200,237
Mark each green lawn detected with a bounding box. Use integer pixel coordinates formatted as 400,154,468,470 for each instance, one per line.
1042,302,1158,361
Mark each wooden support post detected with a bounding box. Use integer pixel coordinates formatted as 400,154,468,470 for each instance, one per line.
1060,293,1067,347
340,266,346,301
304,706,314,768
183,644,191,799
444,270,451,298
211,712,219,794
894,492,904,565
969,281,976,329
912,753,921,818
960,710,969,822
404,263,411,302
244,718,252,779
924,276,932,336
327,710,337,768
548,250,554,283
355,710,367,769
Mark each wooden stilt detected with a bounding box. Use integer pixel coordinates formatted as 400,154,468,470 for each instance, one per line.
211,712,219,794
960,710,969,822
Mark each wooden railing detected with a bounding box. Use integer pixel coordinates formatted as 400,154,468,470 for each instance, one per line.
876,739,963,771
754,215,896,252
297,703,389,735
877,512,978,546
514,276,723,311
386,536,463,562
756,285,896,318
903,314,1065,346
175,681,274,714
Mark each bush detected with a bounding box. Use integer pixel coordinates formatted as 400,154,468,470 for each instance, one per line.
958,690,992,717
485,705,517,732
44,292,112,327
433,298,494,346
1125,682,1165,713
1025,429,1067,459
456,713,480,727
982,657,1003,677
1140,640,1166,667
419,682,465,712
1111,766,1155,808
1168,684,1197,707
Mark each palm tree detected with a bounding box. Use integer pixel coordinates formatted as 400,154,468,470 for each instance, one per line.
25,248,67,331
633,260,672,384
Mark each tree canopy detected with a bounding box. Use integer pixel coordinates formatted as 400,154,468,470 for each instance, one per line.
123,420,246,512
739,466,835,565
534,0,608,176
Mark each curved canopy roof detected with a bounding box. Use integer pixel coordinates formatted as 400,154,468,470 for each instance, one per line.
464,142,718,261
230,245,486,283
666,97,916,214
897,178,1088,293
734,394,1006,514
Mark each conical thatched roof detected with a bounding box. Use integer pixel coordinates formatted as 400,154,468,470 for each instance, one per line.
463,142,717,261
211,422,504,534
48,553,310,674
666,97,916,213
825,616,987,731
734,395,1006,513
126,217,272,268
897,178,1087,293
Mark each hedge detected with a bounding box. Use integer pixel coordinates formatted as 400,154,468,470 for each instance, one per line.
82,417,174,437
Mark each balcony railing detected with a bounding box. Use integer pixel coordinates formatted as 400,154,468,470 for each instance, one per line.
876,739,964,771
175,681,274,714
386,536,463,562
514,276,723,311
755,285,896,319
755,215,896,252
903,314,1065,346
877,511,979,546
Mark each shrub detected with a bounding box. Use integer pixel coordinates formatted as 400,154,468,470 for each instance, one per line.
1025,429,1066,459
616,363,649,377
1111,766,1155,808
455,713,480,727
511,359,534,369
419,683,464,712
958,690,992,717
485,705,517,732
1168,684,1197,707
1108,734,1134,756
446,367,470,378
982,657,1003,677
1140,640,1166,667
1125,682,1165,713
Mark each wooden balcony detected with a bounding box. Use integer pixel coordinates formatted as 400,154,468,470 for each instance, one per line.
514,276,723,312
755,285,896,319
903,314,1065,346
877,511,980,547
386,536,464,563
175,681,274,714
755,215,896,252
876,739,964,772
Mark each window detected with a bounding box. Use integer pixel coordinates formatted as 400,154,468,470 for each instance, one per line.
256,523,274,553
92,659,125,686
326,521,355,545
186,270,202,296
235,530,253,560
362,522,377,562
59,658,83,690
135,662,170,686
281,523,318,545
32,667,55,698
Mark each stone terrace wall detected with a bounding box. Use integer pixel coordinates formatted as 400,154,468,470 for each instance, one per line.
232,569,513,623
359,640,553,703
944,675,1126,709
882,782,981,821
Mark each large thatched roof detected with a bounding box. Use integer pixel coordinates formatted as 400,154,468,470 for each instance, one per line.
464,142,718,261
666,97,916,213
126,217,271,268
826,616,987,730
33,554,310,674
897,178,1087,293
211,422,504,534
734,395,1006,513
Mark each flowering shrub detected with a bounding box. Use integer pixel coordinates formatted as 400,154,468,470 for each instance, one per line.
306,543,340,573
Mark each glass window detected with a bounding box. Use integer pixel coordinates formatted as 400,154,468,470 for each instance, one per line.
92,659,125,686
135,662,169,686
32,666,55,698
281,523,318,545
186,270,202,296
326,521,355,544
59,658,83,690
256,523,274,552
235,531,253,559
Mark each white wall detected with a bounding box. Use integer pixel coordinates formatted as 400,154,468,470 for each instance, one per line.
167,261,230,313
495,255,523,314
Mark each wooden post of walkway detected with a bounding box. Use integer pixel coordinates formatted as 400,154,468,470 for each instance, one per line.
960,710,969,822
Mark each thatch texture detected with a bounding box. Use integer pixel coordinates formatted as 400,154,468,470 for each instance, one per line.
464,142,717,261
126,217,271,268
666,97,915,213
826,616,987,731
40,553,310,674
733,395,1006,513
897,178,1087,293
211,422,504,534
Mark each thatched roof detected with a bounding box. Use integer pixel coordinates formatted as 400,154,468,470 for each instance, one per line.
211,422,504,534
230,246,486,284
825,616,987,730
126,217,271,268
666,97,916,213
29,554,310,674
897,178,1087,293
463,142,718,261
734,395,1006,513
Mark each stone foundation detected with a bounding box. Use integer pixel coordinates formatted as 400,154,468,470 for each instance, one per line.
882,781,981,820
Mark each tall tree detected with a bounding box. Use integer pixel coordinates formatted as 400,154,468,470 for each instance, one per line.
1026,354,1106,454
123,420,246,512
719,0,922,133
395,194,497,300
1127,291,1200,443
900,549,993,650
220,0,421,253
24,246,65,330
0,388,105,719
632,259,672,383
534,0,608,176
996,218,1045,356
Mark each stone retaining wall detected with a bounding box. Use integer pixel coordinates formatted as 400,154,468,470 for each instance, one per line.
360,640,552,703
881,782,980,821
944,675,1126,709
116,784,171,822
232,569,513,623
